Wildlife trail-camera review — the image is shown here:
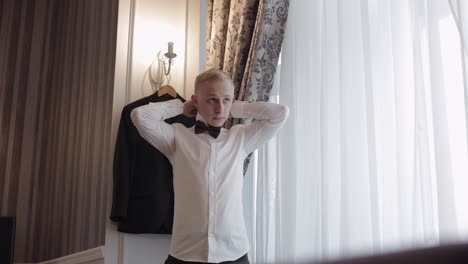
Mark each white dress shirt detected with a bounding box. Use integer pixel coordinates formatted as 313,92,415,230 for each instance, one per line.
131,99,289,263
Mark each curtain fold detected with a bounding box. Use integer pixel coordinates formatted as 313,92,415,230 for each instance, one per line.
205,0,259,102
204,0,290,175
204,0,289,115
248,0,468,263
448,0,468,154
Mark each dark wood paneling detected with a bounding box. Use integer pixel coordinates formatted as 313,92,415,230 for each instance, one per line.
0,0,118,262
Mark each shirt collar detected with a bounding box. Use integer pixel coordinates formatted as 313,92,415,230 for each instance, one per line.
196,113,207,124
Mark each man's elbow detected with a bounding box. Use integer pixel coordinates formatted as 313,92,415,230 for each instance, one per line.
270,104,289,125
278,104,290,123
130,108,139,125
130,107,145,129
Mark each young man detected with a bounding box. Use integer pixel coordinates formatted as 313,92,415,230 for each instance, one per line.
131,69,289,264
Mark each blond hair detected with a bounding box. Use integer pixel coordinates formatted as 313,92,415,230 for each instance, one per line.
194,69,234,94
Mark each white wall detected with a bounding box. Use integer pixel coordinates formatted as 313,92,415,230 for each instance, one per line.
105,0,203,263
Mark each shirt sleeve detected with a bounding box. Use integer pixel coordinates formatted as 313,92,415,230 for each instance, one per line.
230,100,290,155
130,99,184,158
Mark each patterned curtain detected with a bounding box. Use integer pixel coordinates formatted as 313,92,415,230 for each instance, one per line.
205,0,290,170
205,0,259,102
205,0,289,112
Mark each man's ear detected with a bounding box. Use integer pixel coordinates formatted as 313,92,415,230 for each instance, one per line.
191,94,198,107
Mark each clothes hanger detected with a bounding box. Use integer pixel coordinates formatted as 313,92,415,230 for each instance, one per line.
157,84,178,98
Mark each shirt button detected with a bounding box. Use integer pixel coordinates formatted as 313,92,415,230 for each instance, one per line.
208,233,213,237
210,192,214,196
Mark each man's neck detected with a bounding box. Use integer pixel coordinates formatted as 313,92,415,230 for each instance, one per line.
196,113,224,128
196,113,207,124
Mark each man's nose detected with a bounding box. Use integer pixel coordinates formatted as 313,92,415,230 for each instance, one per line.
214,102,223,113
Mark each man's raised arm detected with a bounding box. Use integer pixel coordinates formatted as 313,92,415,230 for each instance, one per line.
230,101,289,155
130,99,184,158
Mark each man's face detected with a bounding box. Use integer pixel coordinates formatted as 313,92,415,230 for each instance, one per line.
192,80,234,127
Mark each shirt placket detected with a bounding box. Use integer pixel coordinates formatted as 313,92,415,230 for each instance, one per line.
207,139,217,261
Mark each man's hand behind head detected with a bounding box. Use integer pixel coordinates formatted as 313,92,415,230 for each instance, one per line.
183,100,198,117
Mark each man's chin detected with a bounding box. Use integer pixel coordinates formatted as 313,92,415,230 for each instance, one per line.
209,119,226,127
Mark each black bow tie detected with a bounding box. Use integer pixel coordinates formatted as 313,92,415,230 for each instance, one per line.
194,120,222,138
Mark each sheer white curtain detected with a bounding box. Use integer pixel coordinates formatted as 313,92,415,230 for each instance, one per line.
243,0,468,263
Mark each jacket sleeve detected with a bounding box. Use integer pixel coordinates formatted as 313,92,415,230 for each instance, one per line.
110,109,132,222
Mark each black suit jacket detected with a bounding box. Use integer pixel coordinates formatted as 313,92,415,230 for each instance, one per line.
110,92,195,233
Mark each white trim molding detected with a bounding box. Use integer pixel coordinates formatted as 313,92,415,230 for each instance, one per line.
39,247,104,264
16,246,104,264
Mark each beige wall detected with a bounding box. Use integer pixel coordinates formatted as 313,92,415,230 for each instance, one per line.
105,0,203,263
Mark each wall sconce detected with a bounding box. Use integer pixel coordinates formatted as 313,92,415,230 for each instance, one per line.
149,42,177,92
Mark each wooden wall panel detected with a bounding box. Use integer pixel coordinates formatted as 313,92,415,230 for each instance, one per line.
0,0,119,262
